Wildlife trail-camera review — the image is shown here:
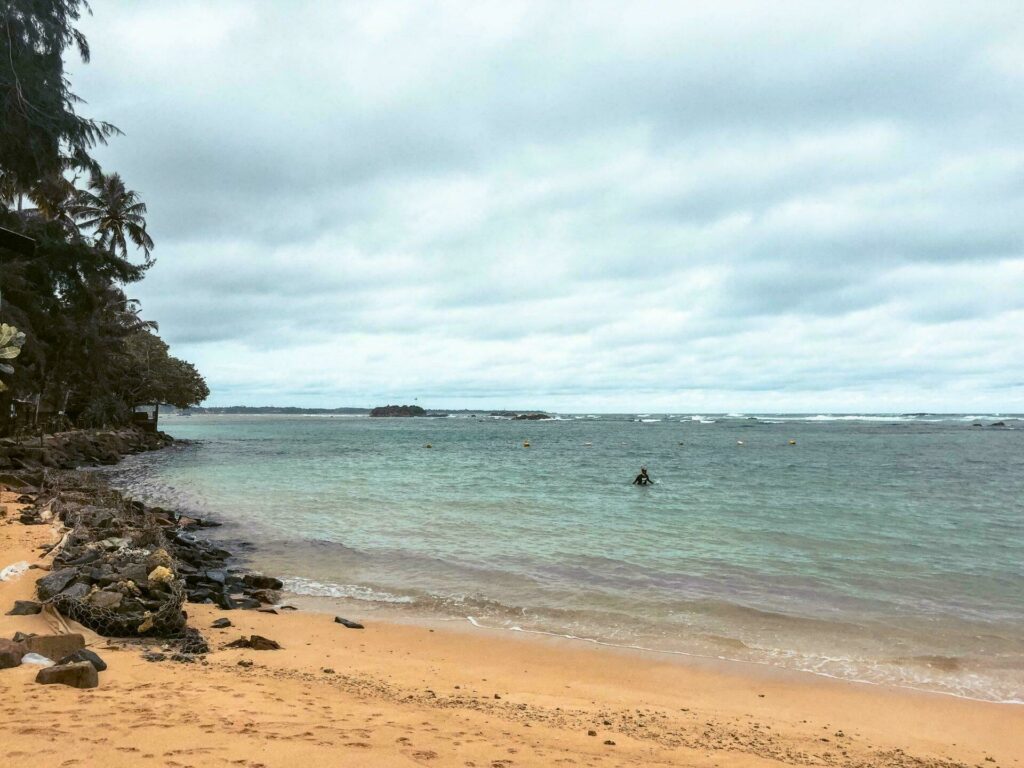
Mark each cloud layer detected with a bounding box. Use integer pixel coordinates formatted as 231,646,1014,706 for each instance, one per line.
72,1,1024,410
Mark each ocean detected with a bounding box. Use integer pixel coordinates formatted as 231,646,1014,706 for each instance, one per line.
102,413,1024,703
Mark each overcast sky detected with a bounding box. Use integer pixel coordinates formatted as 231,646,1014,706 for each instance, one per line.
71,1,1023,411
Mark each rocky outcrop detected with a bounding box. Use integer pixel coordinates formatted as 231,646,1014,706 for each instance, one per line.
369,405,426,417
1,429,285,655
0,427,172,473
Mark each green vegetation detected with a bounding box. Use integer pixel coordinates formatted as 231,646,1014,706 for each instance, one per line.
0,1,207,433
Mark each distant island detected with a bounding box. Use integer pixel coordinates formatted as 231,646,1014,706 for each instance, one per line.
491,411,552,420
370,404,427,417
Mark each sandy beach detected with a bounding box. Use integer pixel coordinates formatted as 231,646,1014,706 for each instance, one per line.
1,490,1020,768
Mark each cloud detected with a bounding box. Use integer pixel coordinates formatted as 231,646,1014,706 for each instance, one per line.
67,0,1024,410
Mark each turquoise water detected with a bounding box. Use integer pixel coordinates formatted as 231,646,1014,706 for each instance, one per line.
105,413,1024,702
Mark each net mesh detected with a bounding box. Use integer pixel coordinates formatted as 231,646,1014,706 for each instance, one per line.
39,470,205,650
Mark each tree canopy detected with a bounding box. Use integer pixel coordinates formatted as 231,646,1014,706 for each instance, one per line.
0,0,206,432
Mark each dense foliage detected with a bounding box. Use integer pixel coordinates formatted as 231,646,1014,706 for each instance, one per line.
0,0,207,433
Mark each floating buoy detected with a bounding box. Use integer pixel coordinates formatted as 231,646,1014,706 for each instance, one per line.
737,440,745,446
788,439,796,445
523,440,530,448
583,442,592,446
424,443,433,448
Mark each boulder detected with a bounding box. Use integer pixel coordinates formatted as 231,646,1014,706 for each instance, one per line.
249,589,280,604
26,633,85,661
57,648,107,672
211,618,232,629
35,661,98,689
6,600,42,616
0,638,27,669
242,574,284,591
334,617,365,629
36,567,80,600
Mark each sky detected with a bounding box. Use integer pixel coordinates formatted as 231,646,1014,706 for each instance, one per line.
70,1,1024,412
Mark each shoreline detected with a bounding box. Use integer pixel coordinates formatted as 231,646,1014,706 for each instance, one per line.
1,432,1022,766
279,586,1024,709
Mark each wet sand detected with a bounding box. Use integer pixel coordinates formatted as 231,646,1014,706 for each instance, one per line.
1,492,1021,768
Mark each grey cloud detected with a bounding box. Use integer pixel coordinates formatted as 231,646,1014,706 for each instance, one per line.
73,1,1024,410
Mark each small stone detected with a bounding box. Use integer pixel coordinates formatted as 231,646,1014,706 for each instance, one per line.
249,635,281,651
323,668,335,674
238,659,253,667
257,607,278,614
603,740,616,746
142,652,166,662
57,649,107,672
211,617,232,629
334,616,364,629
6,600,42,615
35,661,98,689
225,635,281,651
588,730,597,736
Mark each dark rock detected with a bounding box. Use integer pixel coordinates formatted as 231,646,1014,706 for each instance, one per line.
237,659,253,667
36,568,80,600
334,617,364,629
211,617,232,629
233,597,262,610
11,631,34,643
35,661,98,689
242,573,284,591
58,582,91,601
57,648,107,672
142,652,167,662
0,638,26,669
278,605,298,611
225,635,281,651
6,600,42,616
990,421,1007,427
257,608,278,615
170,653,195,663
26,634,85,660
369,404,426,417
249,589,279,604
204,569,227,585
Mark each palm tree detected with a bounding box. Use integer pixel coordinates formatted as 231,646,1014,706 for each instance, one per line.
73,171,154,263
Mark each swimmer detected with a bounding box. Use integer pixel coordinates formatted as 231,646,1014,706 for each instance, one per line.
632,466,652,485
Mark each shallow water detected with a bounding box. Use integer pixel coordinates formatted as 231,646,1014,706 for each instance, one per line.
104,413,1024,702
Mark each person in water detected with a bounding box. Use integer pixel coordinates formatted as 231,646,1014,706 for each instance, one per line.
632,466,652,485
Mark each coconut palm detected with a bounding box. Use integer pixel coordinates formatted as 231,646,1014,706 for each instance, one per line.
73,171,154,263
